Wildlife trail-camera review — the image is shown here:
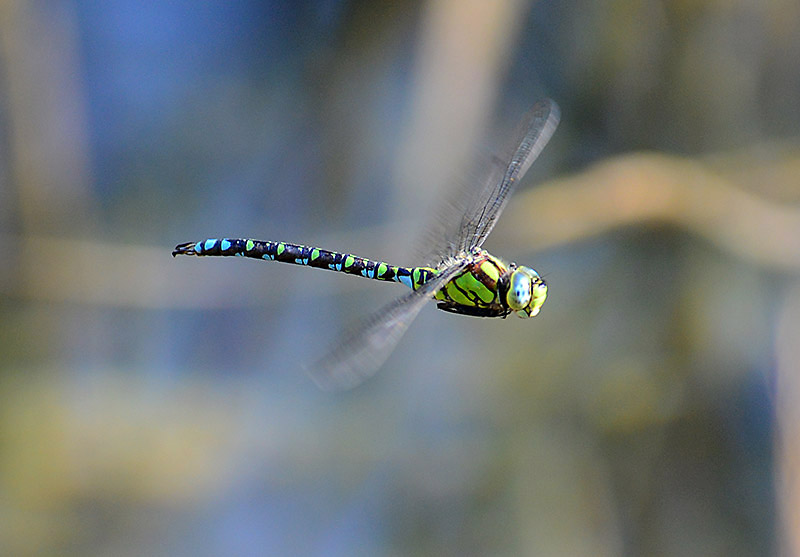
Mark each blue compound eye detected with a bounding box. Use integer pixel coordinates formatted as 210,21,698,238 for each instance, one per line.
506,266,547,317
506,269,532,311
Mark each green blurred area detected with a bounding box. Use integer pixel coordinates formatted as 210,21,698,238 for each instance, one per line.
1,0,798,555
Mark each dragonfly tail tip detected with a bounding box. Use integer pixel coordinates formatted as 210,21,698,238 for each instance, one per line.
172,242,198,257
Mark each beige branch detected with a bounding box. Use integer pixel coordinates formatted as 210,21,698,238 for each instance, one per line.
3,148,800,308
498,150,800,272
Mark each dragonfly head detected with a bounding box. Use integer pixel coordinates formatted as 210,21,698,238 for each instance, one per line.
505,266,548,318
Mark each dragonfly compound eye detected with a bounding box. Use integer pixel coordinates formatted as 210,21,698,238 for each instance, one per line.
506,269,532,312
507,266,547,317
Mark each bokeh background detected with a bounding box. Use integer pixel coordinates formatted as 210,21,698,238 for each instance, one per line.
2,1,799,555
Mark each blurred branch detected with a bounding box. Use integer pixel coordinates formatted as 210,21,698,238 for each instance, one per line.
392,0,529,261
2,147,799,309
498,148,800,272
777,280,800,555
0,228,414,310
0,1,94,234
1,235,187,310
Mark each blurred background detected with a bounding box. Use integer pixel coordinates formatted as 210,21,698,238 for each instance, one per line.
1,0,798,555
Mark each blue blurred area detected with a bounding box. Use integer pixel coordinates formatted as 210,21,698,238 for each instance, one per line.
76,2,345,228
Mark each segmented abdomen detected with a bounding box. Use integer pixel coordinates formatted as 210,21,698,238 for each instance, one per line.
173,238,437,291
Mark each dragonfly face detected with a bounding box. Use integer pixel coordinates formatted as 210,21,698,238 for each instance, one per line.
506,266,548,318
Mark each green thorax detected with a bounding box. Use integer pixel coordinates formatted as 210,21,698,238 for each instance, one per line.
414,251,511,318
419,250,547,319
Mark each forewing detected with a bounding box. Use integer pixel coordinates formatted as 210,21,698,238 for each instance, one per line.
457,99,560,252
308,262,467,391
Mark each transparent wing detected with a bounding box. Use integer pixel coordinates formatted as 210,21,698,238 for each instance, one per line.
308,261,468,391
309,101,559,389
423,99,559,264
459,99,560,251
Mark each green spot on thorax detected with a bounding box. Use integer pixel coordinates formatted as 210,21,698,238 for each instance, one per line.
246,240,254,251
460,272,495,303
444,282,472,306
480,260,500,282
277,243,285,256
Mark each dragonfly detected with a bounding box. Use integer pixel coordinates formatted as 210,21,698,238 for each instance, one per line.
173,99,559,390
